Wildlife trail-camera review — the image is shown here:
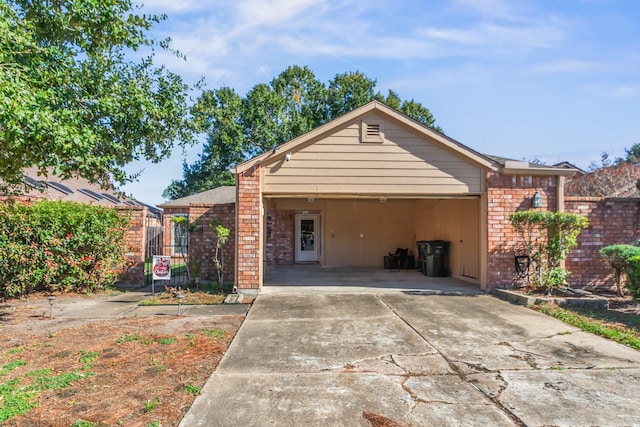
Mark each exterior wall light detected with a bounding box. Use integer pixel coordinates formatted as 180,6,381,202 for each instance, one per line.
307,197,315,203
379,197,387,203
532,191,542,208
285,153,292,161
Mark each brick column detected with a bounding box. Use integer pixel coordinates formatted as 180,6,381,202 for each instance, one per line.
235,167,263,294
117,206,146,284
486,172,558,287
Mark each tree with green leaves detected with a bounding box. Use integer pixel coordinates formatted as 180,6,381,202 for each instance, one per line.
0,0,194,192
210,219,230,288
163,66,442,199
624,143,640,164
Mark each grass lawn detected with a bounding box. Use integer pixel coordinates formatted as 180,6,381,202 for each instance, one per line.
531,303,640,351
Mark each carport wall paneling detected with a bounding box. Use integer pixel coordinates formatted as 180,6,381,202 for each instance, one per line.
565,197,640,288
486,171,558,287
236,167,263,293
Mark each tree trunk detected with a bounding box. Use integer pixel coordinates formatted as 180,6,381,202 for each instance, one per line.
615,270,624,297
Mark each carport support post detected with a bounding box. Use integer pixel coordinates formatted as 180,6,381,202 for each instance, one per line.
234,167,263,295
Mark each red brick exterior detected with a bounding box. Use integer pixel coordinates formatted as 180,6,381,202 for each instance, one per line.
117,206,146,284
486,171,558,287
265,210,295,266
159,204,236,283
187,204,236,282
565,197,640,288
235,168,262,292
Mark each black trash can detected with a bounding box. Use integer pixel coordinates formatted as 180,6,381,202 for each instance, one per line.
424,240,449,277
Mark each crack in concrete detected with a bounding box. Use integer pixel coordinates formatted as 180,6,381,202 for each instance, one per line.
490,373,509,400
452,360,493,373
376,295,527,426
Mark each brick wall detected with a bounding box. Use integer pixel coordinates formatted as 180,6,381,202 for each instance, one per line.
236,168,262,292
265,210,294,266
117,206,146,284
184,203,236,282
565,197,640,288
486,171,558,287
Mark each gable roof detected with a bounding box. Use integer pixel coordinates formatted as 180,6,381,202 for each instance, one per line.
157,186,236,208
233,100,576,177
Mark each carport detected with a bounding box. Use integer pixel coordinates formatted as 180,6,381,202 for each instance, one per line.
234,101,490,294
233,101,574,294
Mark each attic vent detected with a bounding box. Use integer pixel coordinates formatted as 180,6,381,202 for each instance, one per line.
361,119,384,143
366,123,380,137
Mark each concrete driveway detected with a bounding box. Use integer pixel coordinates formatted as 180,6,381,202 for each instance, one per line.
180,291,640,426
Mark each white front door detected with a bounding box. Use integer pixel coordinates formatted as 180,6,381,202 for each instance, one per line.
295,214,319,262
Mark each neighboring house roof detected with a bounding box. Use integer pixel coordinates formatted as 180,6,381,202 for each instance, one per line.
157,186,236,208
554,161,587,175
2,167,160,213
233,100,576,177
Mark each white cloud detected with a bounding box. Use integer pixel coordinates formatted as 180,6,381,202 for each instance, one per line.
452,0,519,20
234,0,327,29
530,59,602,74
139,0,210,13
614,85,640,97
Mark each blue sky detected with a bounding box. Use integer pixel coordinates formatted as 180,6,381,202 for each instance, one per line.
122,0,640,205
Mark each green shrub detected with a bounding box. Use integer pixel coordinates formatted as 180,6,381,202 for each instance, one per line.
0,200,130,298
627,255,640,302
600,244,640,297
510,210,588,292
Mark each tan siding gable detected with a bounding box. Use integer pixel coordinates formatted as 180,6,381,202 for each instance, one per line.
263,114,482,195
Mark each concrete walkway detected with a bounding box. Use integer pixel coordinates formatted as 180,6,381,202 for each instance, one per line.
8,286,249,318
181,291,640,426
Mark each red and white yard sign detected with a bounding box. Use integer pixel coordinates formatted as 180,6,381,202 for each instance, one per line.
152,256,171,280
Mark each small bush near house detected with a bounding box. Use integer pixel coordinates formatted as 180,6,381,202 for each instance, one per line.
0,200,130,298
626,255,640,302
510,210,588,293
599,244,640,297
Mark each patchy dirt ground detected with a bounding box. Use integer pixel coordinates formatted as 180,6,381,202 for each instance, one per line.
0,298,244,427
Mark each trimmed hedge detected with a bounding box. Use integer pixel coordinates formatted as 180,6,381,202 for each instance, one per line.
599,244,640,297
627,255,640,302
0,200,130,298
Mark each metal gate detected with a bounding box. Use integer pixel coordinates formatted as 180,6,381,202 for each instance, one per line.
144,212,191,287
